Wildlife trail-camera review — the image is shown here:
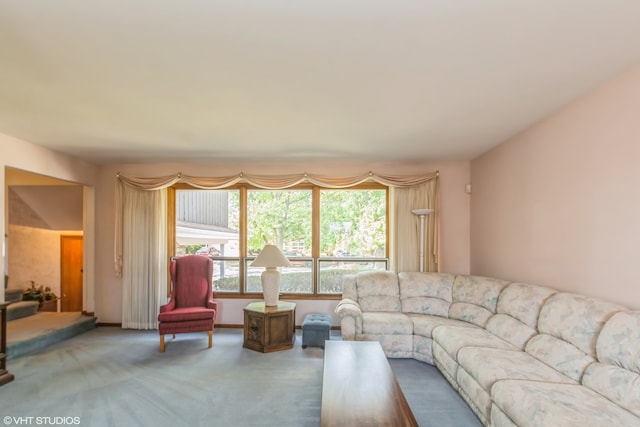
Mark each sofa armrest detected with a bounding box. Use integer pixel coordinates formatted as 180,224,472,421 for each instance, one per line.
335,298,362,317
335,298,363,340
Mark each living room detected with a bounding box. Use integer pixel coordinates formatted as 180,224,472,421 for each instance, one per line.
1,2,640,426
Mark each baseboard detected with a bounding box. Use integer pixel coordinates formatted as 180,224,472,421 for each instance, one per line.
95,323,341,330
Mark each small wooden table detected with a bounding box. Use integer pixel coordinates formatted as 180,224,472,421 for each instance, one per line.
243,301,296,353
320,341,418,427
0,302,15,386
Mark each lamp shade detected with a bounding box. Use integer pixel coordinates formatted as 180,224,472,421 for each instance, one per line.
251,244,292,268
411,208,433,216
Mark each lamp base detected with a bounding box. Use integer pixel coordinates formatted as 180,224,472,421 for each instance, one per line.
261,267,281,306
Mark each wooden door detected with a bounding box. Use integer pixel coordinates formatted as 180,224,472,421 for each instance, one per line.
61,235,83,312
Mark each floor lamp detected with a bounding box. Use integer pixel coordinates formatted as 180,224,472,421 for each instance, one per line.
412,208,433,273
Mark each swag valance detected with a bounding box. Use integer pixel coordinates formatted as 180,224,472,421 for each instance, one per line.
115,170,438,190
114,170,440,278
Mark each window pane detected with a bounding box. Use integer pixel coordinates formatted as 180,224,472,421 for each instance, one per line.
213,260,240,292
320,189,386,257
246,258,314,294
247,189,313,293
318,259,387,294
175,189,240,292
245,258,263,293
282,260,313,294
247,189,312,255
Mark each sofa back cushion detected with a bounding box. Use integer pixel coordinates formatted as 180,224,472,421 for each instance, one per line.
342,275,358,301
582,311,640,417
449,275,509,327
526,293,626,381
355,271,401,312
398,272,454,317
485,282,556,348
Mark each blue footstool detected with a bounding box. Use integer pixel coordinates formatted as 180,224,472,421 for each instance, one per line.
302,314,331,349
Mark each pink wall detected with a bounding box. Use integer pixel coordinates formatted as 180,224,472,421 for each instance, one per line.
1,134,471,324
95,161,471,324
471,64,640,309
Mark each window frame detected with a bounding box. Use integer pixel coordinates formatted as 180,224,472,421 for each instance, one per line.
169,182,389,300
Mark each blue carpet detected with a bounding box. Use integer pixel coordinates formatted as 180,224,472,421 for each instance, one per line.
1,328,480,427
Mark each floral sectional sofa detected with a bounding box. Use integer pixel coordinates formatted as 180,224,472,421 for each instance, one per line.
335,271,640,427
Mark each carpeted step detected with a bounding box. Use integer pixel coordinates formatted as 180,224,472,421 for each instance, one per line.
7,301,40,321
4,288,24,303
7,313,98,359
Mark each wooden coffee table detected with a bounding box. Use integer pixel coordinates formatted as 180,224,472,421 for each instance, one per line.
320,340,418,427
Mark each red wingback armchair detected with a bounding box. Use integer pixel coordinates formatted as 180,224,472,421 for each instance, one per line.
158,255,217,352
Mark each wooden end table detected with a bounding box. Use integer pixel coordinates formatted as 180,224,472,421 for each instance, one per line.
243,301,296,353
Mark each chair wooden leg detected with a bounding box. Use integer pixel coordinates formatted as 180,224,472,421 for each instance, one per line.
160,335,165,353
208,330,213,348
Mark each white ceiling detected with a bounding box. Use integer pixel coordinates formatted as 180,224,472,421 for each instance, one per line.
1,1,640,165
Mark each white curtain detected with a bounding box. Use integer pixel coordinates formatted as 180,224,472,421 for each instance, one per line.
120,184,168,329
391,179,440,273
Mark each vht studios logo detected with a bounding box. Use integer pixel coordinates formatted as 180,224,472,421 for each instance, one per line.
3,416,81,425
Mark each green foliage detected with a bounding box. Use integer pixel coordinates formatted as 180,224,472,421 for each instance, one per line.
184,245,201,255
22,280,58,303
245,189,386,257
247,190,312,253
320,190,386,256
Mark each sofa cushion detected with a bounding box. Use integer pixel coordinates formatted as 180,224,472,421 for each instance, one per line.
525,334,596,382
457,347,576,392
582,363,640,418
492,380,640,427
485,282,555,349
595,310,640,373
355,271,401,312
433,326,517,363
361,312,412,335
495,282,556,328
490,404,517,427
527,292,626,381
583,311,640,417
398,272,454,316
158,307,216,322
485,314,536,349
359,333,413,358
410,314,477,338
433,342,459,388
456,366,492,425
449,275,509,327
342,275,358,301
537,292,626,359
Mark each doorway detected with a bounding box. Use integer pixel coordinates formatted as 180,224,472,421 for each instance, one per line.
60,235,83,312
